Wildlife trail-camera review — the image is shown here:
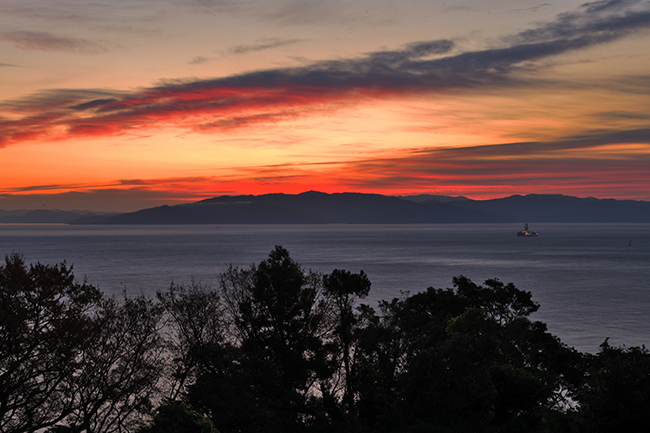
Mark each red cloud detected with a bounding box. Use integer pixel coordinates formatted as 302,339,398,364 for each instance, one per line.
0,83,366,147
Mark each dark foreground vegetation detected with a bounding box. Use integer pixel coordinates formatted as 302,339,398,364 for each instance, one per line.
2,247,650,433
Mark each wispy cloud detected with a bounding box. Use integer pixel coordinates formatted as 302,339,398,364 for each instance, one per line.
189,56,210,65
181,0,242,13
0,31,110,53
0,1,648,147
190,38,304,66
262,0,398,27
2,0,170,26
227,38,303,55
0,176,231,211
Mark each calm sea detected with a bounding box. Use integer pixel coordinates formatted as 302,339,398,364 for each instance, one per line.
1,223,649,354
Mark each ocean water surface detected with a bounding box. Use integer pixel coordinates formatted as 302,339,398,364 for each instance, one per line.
1,222,649,353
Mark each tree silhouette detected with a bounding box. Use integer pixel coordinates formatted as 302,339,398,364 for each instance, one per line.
190,246,330,433
0,253,102,433
578,340,650,433
322,269,371,421
0,253,164,433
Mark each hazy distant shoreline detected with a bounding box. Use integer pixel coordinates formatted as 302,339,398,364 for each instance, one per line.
2,192,649,224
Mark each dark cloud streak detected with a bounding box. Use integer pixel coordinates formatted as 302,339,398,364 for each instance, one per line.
189,56,209,64
262,0,397,27
431,127,650,158
0,31,109,53
227,38,303,55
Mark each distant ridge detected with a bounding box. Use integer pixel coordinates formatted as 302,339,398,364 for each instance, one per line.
63,192,650,225
76,192,502,225
448,194,650,223
398,194,471,203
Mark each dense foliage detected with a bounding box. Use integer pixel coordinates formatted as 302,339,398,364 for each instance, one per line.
2,247,650,432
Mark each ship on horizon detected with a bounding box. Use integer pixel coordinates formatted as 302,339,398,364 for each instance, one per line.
517,222,538,237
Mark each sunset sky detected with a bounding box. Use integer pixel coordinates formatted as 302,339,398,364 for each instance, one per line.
1,0,649,211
